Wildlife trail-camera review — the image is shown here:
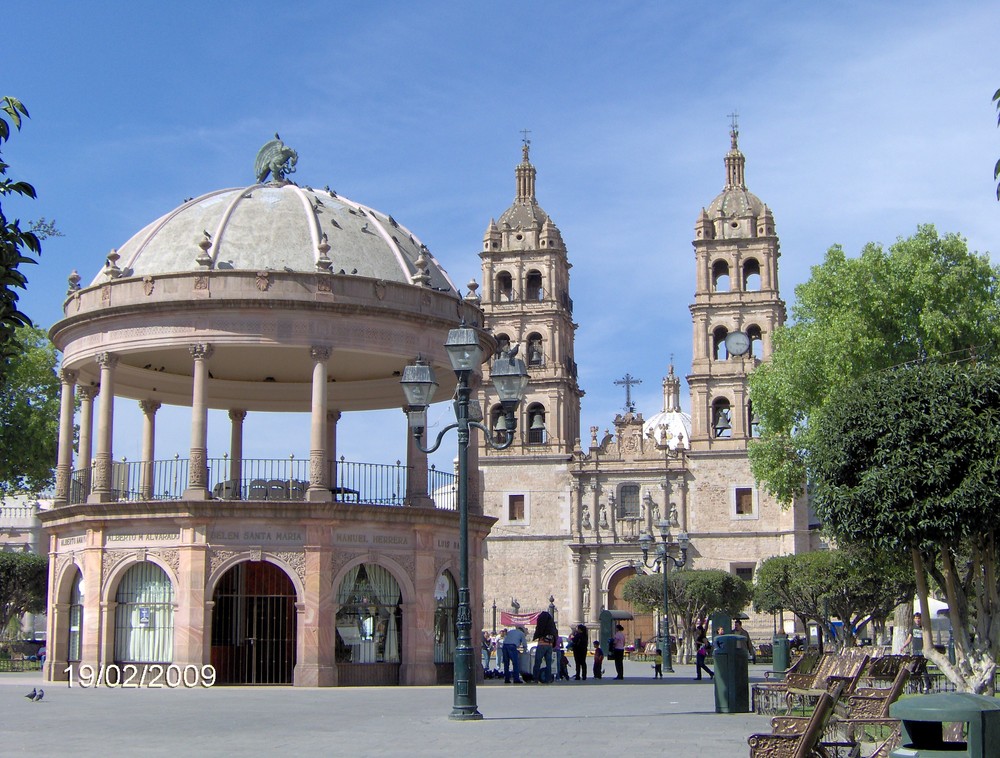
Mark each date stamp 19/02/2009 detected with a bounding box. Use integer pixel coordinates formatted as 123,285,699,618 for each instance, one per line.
65,663,216,688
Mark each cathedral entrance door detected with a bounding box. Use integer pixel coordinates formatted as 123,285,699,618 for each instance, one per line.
608,568,655,652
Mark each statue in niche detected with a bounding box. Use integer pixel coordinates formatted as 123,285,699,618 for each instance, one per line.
582,581,591,612
582,503,592,530
599,503,609,529
669,502,679,528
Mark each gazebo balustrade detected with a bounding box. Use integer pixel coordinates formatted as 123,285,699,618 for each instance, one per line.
66,456,457,509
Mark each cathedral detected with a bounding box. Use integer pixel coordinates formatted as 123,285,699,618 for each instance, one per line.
477,126,815,642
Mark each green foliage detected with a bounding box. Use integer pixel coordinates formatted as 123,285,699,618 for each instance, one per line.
809,361,1000,691
754,549,913,647
624,568,750,659
0,327,60,497
0,96,42,371
0,551,47,640
748,226,1000,503
994,87,1000,200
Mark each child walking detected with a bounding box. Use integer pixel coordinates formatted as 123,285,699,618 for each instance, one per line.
592,640,604,679
652,648,663,678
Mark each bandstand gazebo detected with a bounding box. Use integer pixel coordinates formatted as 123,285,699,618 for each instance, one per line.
40,142,495,687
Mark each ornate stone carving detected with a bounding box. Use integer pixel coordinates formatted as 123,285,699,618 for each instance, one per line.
194,275,209,291
56,553,73,582
393,553,415,580
582,580,590,612
95,352,119,370
150,548,179,576
80,385,100,402
189,343,214,361
316,274,333,293
142,276,155,296
228,408,247,423
255,271,271,291
101,284,112,303
189,449,207,487
273,551,306,583
93,457,111,489
55,467,71,501
59,368,78,385
373,280,387,301
209,549,239,577
309,450,326,486
331,550,366,580
138,399,161,416
102,550,133,586
582,503,592,530
250,547,262,562
598,503,609,529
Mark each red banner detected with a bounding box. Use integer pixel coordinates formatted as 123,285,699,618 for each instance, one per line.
499,611,541,628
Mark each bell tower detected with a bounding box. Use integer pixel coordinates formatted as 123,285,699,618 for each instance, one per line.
478,139,583,455
688,120,786,450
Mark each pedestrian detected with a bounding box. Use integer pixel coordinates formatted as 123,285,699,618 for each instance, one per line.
734,619,756,663
558,648,571,681
592,640,605,679
611,624,626,679
532,611,558,683
652,648,663,678
481,629,494,672
571,624,589,680
903,612,934,692
502,625,526,683
694,624,714,680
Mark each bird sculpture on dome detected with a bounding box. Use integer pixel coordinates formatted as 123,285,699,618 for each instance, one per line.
254,133,299,183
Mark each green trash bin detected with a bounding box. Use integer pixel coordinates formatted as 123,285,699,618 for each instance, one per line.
771,633,789,677
889,692,1000,757
713,633,750,713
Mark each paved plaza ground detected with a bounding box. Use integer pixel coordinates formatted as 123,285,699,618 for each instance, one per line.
0,660,774,756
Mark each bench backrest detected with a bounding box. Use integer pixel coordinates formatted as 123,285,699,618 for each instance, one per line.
793,691,836,758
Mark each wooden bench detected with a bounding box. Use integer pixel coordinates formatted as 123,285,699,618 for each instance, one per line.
748,689,843,758
752,651,823,715
786,650,869,714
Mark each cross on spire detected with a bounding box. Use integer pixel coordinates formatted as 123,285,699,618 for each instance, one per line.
614,373,642,413
728,111,740,149
520,129,531,161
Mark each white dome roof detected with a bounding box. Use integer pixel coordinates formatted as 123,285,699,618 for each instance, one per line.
643,365,690,450
91,183,457,291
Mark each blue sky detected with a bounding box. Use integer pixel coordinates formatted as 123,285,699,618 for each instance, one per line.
5,1,999,470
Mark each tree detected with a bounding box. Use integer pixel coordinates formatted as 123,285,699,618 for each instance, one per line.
623,568,751,662
0,326,61,498
0,551,47,650
809,361,1000,693
748,225,1000,503
754,550,913,650
994,87,1000,200
0,97,42,370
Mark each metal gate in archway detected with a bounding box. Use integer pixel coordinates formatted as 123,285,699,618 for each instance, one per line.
211,561,297,685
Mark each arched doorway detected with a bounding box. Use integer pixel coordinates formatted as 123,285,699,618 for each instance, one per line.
114,562,174,665
335,563,403,686
607,567,654,652
211,561,297,685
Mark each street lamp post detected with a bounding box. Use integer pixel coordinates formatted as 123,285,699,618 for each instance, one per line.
401,326,528,721
637,519,689,674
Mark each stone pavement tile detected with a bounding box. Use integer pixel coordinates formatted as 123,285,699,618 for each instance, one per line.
0,664,772,756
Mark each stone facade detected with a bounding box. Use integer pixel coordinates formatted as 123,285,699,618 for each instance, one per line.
479,129,814,641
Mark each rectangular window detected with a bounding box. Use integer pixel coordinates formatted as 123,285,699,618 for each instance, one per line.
733,565,754,583
619,485,641,518
731,486,758,520
508,494,525,522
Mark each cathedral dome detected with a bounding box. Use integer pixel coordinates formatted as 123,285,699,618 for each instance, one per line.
705,185,765,220
698,124,772,240
91,181,456,291
498,141,550,230
642,365,691,451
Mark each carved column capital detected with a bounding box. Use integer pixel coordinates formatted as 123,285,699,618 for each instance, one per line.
189,343,214,361
95,352,119,370
79,385,100,402
310,346,331,362
228,408,247,423
327,410,342,423
138,399,161,416
59,368,78,385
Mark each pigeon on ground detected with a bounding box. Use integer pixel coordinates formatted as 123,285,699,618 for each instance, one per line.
24,688,36,700
33,689,44,702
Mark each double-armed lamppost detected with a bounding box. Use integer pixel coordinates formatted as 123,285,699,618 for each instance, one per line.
636,519,689,674
400,325,528,721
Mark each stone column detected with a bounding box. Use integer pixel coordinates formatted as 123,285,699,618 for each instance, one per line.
79,531,105,672
173,542,209,670
184,344,213,500
54,368,78,505
89,353,118,503
307,347,333,502
295,527,335,685
78,386,99,499
228,409,246,498
326,410,341,491
569,552,582,625
404,410,431,507
588,549,601,625
138,400,160,499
